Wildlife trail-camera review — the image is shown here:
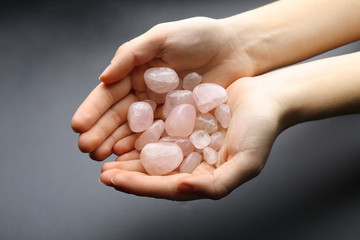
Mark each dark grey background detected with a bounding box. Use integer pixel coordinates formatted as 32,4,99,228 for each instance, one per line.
1,0,360,239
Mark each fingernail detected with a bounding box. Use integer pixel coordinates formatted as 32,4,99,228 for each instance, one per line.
177,183,195,194
99,64,111,80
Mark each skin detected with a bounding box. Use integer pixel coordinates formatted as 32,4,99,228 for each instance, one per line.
71,0,360,200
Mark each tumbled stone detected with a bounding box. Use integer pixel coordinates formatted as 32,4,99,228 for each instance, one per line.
203,147,217,165
182,72,202,91
140,142,183,175
146,87,167,104
144,67,179,93
174,138,195,156
192,83,228,113
159,136,177,143
194,113,218,134
127,101,153,132
165,104,196,137
209,131,225,151
135,120,165,151
162,90,197,118
179,152,202,173
215,104,231,128
189,130,211,149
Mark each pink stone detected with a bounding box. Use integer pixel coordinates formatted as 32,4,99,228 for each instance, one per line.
144,67,179,93
192,83,228,113
174,138,195,156
203,147,217,165
165,104,196,137
135,120,165,151
142,99,157,112
127,102,153,132
146,87,166,104
162,90,197,118
140,142,183,175
215,104,231,128
194,113,218,134
159,136,177,143
182,72,202,91
189,130,211,149
209,131,225,151
179,152,202,173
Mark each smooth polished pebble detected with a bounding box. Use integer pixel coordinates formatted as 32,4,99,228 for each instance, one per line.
215,104,231,128
179,152,202,173
144,67,179,93
182,72,202,91
162,90,197,118
192,83,228,113
140,142,183,175
189,130,211,149
194,112,218,134
165,104,196,137
203,147,217,165
135,120,165,151
127,101,154,132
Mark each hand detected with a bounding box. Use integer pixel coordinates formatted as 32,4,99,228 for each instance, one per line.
71,16,260,160
99,77,285,200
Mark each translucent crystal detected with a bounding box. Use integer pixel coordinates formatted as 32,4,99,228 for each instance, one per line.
140,142,183,175
146,87,166,104
215,104,231,128
127,102,153,132
165,104,196,137
209,131,225,151
189,130,211,149
203,147,217,165
162,90,197,118
179,152,202,173
135,120,165,151
174,138,195,156
182,72,202,91
192,83,228,113
194,113,218,134
144,67,179,93
142,99,157,112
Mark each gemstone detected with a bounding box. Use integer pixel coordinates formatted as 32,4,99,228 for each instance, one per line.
209,131,225,151
179,152,202,173
127,101,153,132
194,113,218,134
203,147,217,165
182,72,202,91
189,130,211,149
165,104,196,137
192,83,228,113
146,87,167,104
135,120,165,151
140,142,183,175
142,99,157,112
144,67,179,93
162,90,197,118
215,104,231,128
174,138,195,156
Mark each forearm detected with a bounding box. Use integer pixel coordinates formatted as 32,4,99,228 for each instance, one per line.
222,0,360,75
263,51,360,127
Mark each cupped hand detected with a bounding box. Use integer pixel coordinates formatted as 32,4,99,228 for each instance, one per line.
71,16,259,160
99,77,285,200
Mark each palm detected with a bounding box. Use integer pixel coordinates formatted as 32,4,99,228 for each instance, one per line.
99,79,282,200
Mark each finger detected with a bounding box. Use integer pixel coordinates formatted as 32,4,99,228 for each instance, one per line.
109,170,202,200
101,159,146,173
89,123,133,161
113,134,139,156
99,28,166,84
78,93,137,153
71,76,132,133
115,150,140,161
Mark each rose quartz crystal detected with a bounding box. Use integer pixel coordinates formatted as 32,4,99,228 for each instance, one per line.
203,147,217,165
192,83,228,113
194,113,218,134
144,67,179,93
209,131,225,151
189,130,211,149
165,104,196,137
162,90,197,118
179,152,202,173
146,88,166,104
182,72,202,91
140,142,183,175
142,99,157,112
127,102,153,132
174,138,195,156
215,104,231,128
135,120,165,151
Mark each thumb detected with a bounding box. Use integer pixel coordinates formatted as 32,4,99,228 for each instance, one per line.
99,27,166,84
